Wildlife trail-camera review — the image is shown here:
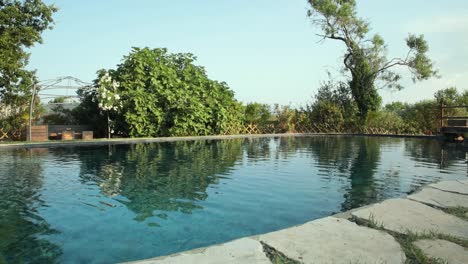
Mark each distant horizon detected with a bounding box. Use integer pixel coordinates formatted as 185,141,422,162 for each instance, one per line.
27,0,468,106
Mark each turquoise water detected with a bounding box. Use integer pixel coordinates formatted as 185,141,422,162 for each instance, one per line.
0,136,467,263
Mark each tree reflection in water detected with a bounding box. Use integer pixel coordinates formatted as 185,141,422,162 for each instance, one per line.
0,149,62,263
0,136,466,263
78,139,243,222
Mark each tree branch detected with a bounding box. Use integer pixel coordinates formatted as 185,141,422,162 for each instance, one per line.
343,52,356,76
315,33,347,43
370,48,415,78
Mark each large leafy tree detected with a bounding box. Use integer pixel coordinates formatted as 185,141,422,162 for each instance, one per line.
76,48,244,137
244,103,272,126
307,0,437,120
0,0,56,140
0,0,57,103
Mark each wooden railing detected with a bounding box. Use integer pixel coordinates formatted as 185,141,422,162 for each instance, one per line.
439,104,468,129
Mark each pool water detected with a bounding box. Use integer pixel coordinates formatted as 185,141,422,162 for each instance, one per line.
0,136,467,263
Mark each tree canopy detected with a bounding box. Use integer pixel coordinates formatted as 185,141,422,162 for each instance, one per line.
76,48,245,137
244,103,271,125
307,0,438,119
0,0,57,103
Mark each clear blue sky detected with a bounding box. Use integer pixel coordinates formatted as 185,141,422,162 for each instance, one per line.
28,0,468,107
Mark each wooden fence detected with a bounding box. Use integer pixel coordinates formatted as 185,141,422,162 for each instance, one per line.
26,125,48,141
222,123,417,136
0,122,429,142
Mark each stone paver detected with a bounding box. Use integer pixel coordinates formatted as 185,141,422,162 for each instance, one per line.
414,239,468,264
408,187,468,209
126,238,271,264
429,180,468,195
255,217,405,264
351,198,468,239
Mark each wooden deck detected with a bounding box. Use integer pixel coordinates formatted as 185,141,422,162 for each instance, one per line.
439,105,468,139
441,126,468,134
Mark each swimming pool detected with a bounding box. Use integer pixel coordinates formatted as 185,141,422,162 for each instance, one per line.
0,136,466,263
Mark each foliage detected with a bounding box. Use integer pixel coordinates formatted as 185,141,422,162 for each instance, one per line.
96,71,122,113
0,0,57,103
72,85,108,138
307,0,437,119
75,48,244,137
365,111,410,134
305,78,358,131
0,0,56,140
42,96,76,125
301,84,467,135
434,87,468,119
0,95,43,140
273,104,297,133
381,100,439,134
96,71,122,138
380,87,468,134
244,102,272,126
313,78,357,119
309,101,344,130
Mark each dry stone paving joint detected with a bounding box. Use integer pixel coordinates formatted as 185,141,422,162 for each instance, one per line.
255,217,406,264
428,179,468,195
351,198,468,240
414,239,468,264
407,187,468,209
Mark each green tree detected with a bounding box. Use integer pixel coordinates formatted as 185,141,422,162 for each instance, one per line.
0,0,57,103
72,84,108,137
303,77,359,132
76,48,244,137
365,111,409,134
309,101,345,131
244,103,272,126
307,0,437,120
0,0,56,140
434,87,466,106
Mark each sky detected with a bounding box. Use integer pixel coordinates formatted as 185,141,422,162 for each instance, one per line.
28,0,468,107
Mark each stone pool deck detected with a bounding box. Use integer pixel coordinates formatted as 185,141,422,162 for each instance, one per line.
0,133,436,149
126,179,468,264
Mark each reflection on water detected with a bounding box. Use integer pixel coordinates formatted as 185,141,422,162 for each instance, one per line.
0,149,62,263
78,141,243,221
0,136,467,263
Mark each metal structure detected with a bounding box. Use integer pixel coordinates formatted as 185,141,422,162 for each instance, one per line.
28,76,93,141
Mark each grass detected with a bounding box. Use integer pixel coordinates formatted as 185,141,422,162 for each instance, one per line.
352,215,467,264
260,241,302,264
444,206,468,221
393,231,451,264
351,213,385,230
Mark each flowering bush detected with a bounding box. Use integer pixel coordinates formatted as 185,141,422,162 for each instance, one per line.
96,71,122,112
95,71,123,137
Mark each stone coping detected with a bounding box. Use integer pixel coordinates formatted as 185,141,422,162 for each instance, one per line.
0,133,437,149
